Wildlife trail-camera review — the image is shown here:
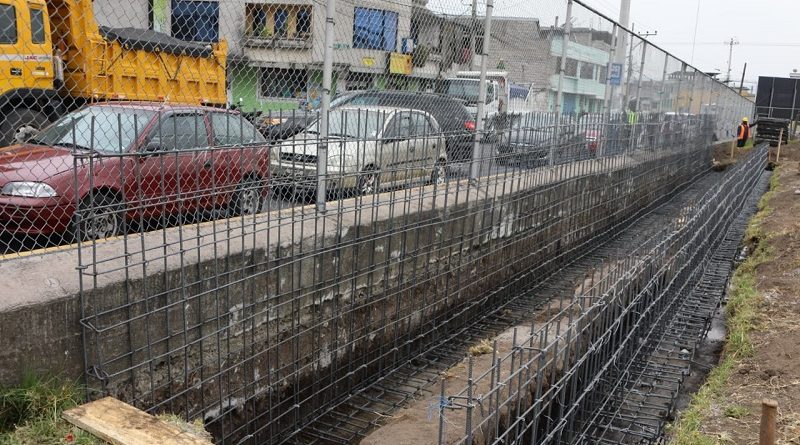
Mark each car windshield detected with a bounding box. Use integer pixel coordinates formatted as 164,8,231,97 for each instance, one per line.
306,109,387,139
444,79,494,103
34,106,156,153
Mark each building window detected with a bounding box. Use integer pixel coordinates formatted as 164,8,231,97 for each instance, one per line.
0,4,17,44
555,57,579,77
297,9,310,36
245,4,312,40
353,7,398,51
565,58,578,77
598,65,608,84
30,8,45,44
260,68,307,100
579,63,594,80
171,0,219,43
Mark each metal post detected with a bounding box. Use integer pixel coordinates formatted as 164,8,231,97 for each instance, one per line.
469,0,494,182
635,42,647,113
616,0,632,96
555,1,573,117
602,23,618,115
658,55,669,114
739,62,747,94
316,0,336,212
622,24,635,111
552,0,573,166
676,62,686,113
469,0,478,71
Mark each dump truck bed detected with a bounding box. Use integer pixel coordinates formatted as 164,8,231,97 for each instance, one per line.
62,28,227,106
47,0,228,107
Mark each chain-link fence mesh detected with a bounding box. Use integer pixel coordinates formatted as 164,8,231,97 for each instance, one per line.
0,0,756,443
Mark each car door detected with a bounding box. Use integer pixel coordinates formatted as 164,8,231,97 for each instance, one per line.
208,111,268,209
380,111,413,185
138,112,208,217
207,112,244,208
408,111,439,179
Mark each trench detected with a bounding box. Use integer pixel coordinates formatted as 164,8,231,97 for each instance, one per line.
213,155,730,444
295,148,768,445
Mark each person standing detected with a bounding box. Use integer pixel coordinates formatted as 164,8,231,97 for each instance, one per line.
736,117,755,147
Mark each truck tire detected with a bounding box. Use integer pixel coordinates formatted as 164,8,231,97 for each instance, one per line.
0,109,49,147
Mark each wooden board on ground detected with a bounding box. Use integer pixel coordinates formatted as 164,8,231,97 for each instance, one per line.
62,397,213,445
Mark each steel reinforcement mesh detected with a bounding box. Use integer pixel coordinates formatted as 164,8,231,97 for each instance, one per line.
437,144,769,445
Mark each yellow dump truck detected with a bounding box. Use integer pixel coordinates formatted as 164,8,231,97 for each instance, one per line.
0,0,227,145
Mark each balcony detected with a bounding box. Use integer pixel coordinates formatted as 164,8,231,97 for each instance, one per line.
244,3,312,50
243,34,312,50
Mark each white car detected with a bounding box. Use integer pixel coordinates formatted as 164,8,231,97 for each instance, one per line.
271,106,448,196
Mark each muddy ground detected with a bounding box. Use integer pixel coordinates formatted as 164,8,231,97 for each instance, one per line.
681,141,800,444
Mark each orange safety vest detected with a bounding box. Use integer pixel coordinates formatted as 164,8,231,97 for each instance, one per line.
737,123,750,141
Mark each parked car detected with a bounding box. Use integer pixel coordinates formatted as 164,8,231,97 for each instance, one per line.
0,102,270,240
496,122,588,167
271,106,448,196
258,90,476,161
578,113,604,155
254,91,363,143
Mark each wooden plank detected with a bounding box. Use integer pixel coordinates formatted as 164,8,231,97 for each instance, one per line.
62,397,212,445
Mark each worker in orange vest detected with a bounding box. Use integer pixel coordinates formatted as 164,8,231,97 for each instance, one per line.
736,117,755,147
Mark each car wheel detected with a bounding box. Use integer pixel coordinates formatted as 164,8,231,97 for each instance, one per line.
357,168,379,195
74,193,124,241
231,176,264,216
430,159,447,185
0,109,49,147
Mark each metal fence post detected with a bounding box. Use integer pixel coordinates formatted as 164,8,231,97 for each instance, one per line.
602,23,618,115
658,55,669,114
469,0,494,182
552,0,573,166
622,26,633,112
635,42,647,114
316,0,336,212
676,62,686,114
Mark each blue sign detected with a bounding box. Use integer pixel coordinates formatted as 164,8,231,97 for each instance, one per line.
609,63,623,86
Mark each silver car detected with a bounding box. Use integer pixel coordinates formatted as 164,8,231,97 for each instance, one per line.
271,106,448,196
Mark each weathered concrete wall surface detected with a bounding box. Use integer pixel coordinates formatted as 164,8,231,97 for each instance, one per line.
0,145,716,441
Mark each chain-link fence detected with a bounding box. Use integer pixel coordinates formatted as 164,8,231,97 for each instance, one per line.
0,0,755,443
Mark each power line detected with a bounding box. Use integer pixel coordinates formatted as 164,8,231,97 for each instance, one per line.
662,41,800,47
690,0,700,64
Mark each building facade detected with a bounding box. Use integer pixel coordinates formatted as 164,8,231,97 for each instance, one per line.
92,0,443,112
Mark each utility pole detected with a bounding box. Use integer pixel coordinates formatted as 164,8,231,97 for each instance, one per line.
739,62,747,94
316,0,336,212
469,0,477,70
725,37,740,84
615,0,632,109
623,27,656,111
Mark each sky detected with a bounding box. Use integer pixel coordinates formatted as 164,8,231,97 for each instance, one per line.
429,0,800,93
581,0,800,92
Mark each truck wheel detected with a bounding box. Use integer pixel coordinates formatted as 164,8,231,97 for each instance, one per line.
0,109,49,147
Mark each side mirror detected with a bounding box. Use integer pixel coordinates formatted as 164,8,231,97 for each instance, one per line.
143,139,163,154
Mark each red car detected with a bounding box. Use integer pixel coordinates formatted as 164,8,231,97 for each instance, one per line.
0,102,270,240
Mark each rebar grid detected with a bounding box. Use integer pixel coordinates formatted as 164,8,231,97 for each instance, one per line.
438,144,768,445
78,138,710,445
575,171,771,445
